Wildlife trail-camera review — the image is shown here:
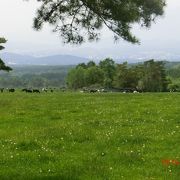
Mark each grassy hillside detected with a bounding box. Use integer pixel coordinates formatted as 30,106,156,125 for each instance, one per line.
0,65,74,88
0,65,74,76
0,92,180,179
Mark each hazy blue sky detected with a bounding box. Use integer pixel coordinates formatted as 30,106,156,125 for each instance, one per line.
0,0,180,60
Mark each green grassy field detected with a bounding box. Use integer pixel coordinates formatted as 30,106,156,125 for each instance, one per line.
0,92,180,179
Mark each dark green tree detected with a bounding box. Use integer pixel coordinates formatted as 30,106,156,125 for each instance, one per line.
76,63,87,69
85,66,104,86
141,60,168,92
99,58,116,88
168,83,179,92
87,61,96,68
33,0,166,44
113,62,140,89
0,37,12,71
66,66,86,89
167,66,180,79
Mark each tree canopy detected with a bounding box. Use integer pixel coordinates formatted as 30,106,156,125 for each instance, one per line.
66,59,169,92
34,0,166,44
0,38,12,71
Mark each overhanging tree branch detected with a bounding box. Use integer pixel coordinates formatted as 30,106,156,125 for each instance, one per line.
32,0,166,44
0,37,12,72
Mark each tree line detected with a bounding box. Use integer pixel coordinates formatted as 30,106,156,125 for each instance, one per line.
67,58,169,92
0,58,180,92
0,72,67,88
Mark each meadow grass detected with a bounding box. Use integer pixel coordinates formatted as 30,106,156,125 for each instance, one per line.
0,92,180,179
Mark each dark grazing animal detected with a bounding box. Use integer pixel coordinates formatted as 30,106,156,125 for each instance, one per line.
22,88,27,92
8,88,15,92
33,89,40,93
89,89,97,93
0,88,4,93
22,88,40,93
26,89,33,93
22,89,32,93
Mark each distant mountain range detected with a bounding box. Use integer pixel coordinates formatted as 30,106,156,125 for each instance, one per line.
1,52,180,66
0,52,90,66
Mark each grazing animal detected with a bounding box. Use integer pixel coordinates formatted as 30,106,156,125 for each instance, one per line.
133,90,139,93
26,89,33,93
42,88,48,92
8,88,15,92
0,88,4,93
33,89,40,93
22,88,40,93
100,89,108,93
89,89,97,93
22,89,32,93
22,88,27,92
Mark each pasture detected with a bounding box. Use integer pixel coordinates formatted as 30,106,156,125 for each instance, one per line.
0,92,180,179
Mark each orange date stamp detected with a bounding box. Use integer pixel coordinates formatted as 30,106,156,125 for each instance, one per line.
162,159,180,166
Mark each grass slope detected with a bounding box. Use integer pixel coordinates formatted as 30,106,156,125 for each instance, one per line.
0,92,180,179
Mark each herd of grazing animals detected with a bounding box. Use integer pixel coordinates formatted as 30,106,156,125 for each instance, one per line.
0,88,55,93
0,87,141,93
0,88,141,93
0,88,15,93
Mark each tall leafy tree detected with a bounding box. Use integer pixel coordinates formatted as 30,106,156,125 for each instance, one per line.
76,63,87,69
66,66,86,89
33,0,166,44
99,58,116,88
141,60,168,92
85,66,104,86
0,37,12,71
113,62,140,89
66,59,169,92
86,61,96,68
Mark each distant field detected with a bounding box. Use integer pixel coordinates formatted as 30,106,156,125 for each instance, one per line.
0,92,180,179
